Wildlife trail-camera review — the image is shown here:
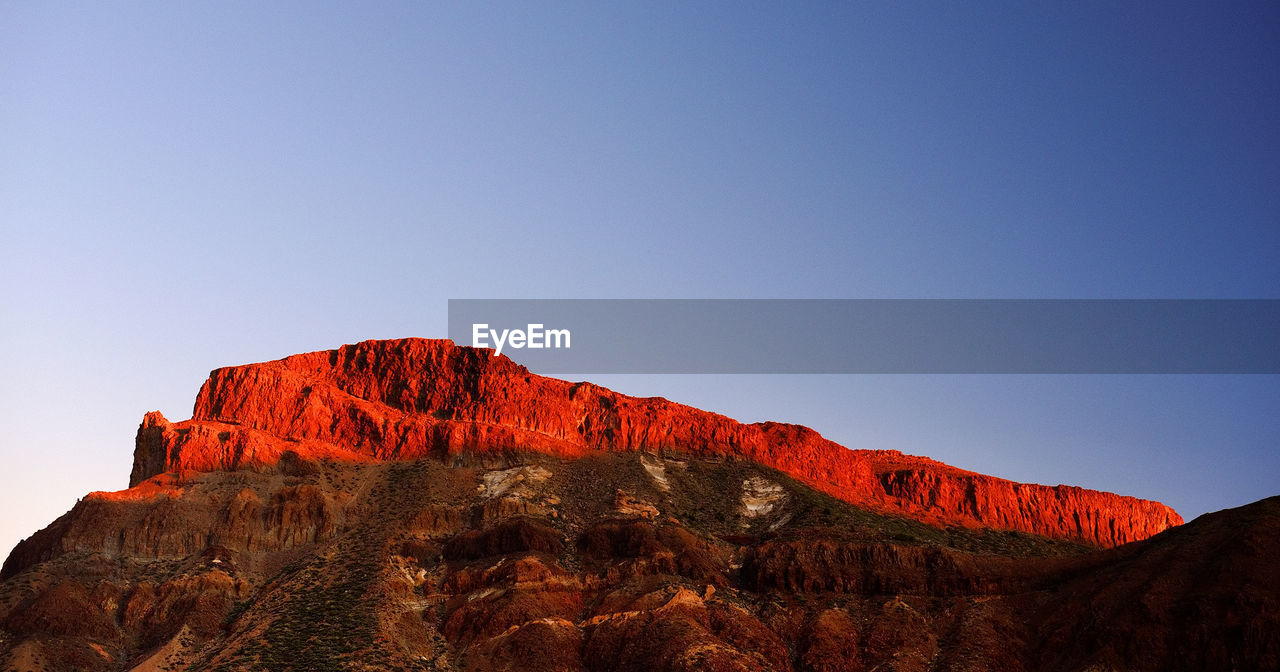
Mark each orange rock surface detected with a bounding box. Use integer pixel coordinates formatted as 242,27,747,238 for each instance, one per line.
131,338,1180,547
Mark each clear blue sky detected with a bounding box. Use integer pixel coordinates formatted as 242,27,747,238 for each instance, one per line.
2,2,1277,555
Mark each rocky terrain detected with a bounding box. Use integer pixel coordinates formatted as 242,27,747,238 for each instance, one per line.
1,338,1274,671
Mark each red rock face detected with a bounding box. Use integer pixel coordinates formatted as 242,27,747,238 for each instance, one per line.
132,338,1180,547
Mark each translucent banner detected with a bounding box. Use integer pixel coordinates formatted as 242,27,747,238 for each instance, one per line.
447,299,1280,374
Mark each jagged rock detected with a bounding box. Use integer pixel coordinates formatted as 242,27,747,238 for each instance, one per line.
129,338,1179,547
613,490,660,518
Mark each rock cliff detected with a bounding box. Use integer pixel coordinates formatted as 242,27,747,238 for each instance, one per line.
130,338,1180,547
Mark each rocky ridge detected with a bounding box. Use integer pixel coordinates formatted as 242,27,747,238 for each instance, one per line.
128,338,1179,548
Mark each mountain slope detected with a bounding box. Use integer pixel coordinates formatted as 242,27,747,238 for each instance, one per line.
3,451,1274,671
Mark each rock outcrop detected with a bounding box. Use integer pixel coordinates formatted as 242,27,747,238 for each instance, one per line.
130,338,1180,547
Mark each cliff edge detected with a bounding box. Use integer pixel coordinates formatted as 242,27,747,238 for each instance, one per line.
129,338,1180,547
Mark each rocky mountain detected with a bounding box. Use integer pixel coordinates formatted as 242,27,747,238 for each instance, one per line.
1,338,1273,671
129,339,1177,547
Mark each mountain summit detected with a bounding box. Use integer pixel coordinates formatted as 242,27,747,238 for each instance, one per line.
3,339,1273,671
130,338,1178,547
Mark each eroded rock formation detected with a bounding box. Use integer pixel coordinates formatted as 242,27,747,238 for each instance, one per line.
129,338,1180,547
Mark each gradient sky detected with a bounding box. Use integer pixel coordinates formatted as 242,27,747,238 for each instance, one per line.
2,2,1278,556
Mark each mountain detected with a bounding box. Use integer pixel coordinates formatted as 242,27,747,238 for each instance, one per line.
130,338,1178,547
2,338,1272,671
